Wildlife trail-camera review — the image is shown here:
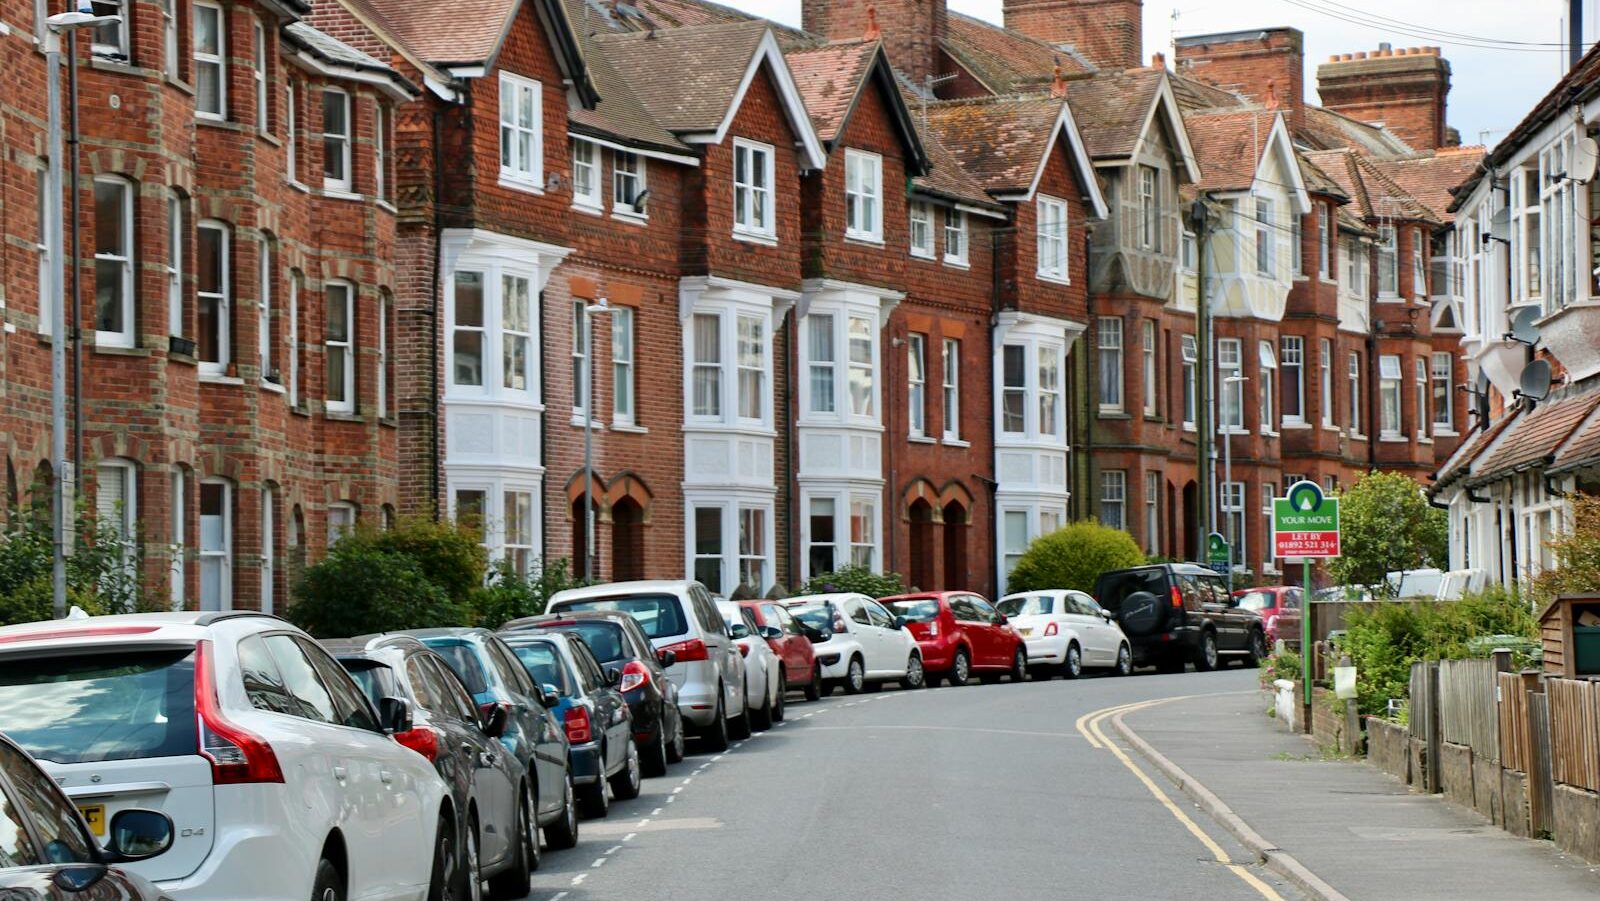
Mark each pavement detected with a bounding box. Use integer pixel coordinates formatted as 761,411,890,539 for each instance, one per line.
1121,689,1600,901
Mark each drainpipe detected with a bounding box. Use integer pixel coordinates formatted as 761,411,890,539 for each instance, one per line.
1365,331,1378,469
886,320,898,578
976,473,999,599
429,109,445,520
785,313,798,590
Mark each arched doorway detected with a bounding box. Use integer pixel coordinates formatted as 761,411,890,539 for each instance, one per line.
611,496,645,581
908,499,935,590
571,494,599,581
942,500,968,592
1182,481,1199,562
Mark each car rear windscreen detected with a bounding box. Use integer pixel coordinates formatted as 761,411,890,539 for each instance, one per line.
789,605,831,632
0,650,198,764
995,596,1054,617
509,642,570,695
1235,591,1275,612
340,659,398,708
551,622,625,664
881,599,940,622
556,595,688,640
425,642,491,695
1095,570,1168,612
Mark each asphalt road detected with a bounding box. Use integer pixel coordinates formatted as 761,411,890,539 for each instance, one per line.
521,666,1303,901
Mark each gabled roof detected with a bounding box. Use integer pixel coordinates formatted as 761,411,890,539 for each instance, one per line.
596,22,827,170
1468,393,1600,485
1550,400,1600,474
909,114,1007,214
1297,152,1349,200
1067,68,1200,182
1184,109,1309,212
786,41,930,175
600,0,816,48
363,0,596,104
1297,105,1415,156
922,94,1108,218
1432,412,1518,490
940,12,1093,95
562,1,692,157
282,22,419,101
1302,148,1438,223
1366,148,1486,224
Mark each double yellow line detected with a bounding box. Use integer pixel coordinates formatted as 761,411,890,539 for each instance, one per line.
1078,698,1284,901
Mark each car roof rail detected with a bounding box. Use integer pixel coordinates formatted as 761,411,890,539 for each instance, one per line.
193,611,291,627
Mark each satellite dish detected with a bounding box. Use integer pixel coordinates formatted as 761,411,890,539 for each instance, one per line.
1509,306,1543,345
1518,359,1553,403
1473,370,1491,423
1574,136,1600,184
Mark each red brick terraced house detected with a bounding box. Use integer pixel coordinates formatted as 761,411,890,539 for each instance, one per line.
0,0,417,610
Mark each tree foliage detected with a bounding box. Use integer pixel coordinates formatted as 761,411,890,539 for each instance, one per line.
1004,520,1147,594
288,518,483,638
1533,492,1600,601
797,565,908,599
1327,471,1447,595
0,506,151,626
474,557,588,628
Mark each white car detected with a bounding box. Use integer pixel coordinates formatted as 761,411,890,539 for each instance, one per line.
783,594,924,693
0,612,455,900
996,590,1133,678
717,601,784,729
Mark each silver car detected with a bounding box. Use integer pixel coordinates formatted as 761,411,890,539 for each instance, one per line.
547,581,748,751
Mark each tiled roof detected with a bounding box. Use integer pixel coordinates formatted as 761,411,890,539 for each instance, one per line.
1367,148,1485,224
1432,412,1518,488
786,41,880,142
910,113,1005,211
921,94,1067,193
1298,105,1414,156
1550,399,1600,472
1169,72,1249,114
595,0,816,48
941,12,1093,96
1470,393,1600,484
1302,148,1437,222
1298,150,1348,199
563,1,689,153
363,0,519,65
283,22,416,93
1065,68,1165,160
1183,108,1277,193
596,21,770,134
1458,41,1600,207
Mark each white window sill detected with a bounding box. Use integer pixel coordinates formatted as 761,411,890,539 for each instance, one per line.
910,249,936,261
733,228,778,247
908,434,936,444
195,111,227,124
1281,421,1312,430
288,179,311,194
1379,434,1407,443
94,337,136,352
260,380,286,395
199,373,245,386
845,232,884,246
942,437,969,448
1434,428,1459,437
3,322,15,335
612,210,648,226
1376,295,1404,303
612,422,648,434
1098,405,1125,416
498,174,546,196
1322,423,1340,432
1036,272,1070,285
572,201,604,216
375,199,397,214
1220,427,1250,436
571,415,606,430
944,256,970,269
322,188,361,202
1292,274,1309,283
1182,423,1196,432
1417,435,1434,445
1350,432,1367,441
1262,428,1280,437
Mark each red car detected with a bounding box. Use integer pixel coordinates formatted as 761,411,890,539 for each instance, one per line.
737,600,823,702
880,591,1026,687
1233,586,1305,644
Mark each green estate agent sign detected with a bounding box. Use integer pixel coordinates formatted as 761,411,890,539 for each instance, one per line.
1206,532,1230,572
1272,481,1340,559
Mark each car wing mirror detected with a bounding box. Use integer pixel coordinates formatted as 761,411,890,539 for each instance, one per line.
891,615,908,630
657,649,678,668
481,701,510,738
604,666,622,688
539,684,562,709
378,696,413,735
52,865,108,893
996,613,1009,625
1101,610,1114,622
761,626,783,640
102,809,174,864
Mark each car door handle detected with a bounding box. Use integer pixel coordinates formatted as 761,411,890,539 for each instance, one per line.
380,770,394,784
333,766,348,782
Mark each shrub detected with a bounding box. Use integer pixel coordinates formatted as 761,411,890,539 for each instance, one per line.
797,565,907,599
1533,492,1600,602
362,518,486,609
1327,471,1448,596
289,540,470,638
0,508,147,626
473,557,587,628
1004,520,1147,594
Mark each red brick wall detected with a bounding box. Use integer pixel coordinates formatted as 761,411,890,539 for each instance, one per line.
1001,0,1143,73
1317,48,1450,152
802,0,948,87
802,78,910,287
1175,29,1305,132
1000,145,1090,325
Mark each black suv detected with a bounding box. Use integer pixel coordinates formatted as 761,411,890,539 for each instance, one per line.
1093,564,1267,672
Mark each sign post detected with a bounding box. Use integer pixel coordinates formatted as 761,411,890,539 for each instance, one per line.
1272,480,1340,724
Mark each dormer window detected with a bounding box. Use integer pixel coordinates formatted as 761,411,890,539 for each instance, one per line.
1037,196,1069,282
571,139,601,210
944,210,968,266
733,140,775,238
1378,225,1399,297
909,202,934,258
845,150,882,242
613,152,646,219
1139,165,1159,250
498,73,543,190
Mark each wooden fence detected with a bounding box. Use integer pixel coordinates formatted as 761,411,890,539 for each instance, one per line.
1498,671,1533,774
1439,658,1499,762
1409,661,1433,738
1547,678,1600,792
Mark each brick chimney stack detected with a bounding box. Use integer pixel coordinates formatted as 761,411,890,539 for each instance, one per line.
1317,45,1453,151
802,0,948,89
1173,28,1305,131
1001,0,1143,72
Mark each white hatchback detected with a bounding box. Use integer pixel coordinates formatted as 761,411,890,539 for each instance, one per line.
783,594,924,693
0,612,453,900
996,590,1133,678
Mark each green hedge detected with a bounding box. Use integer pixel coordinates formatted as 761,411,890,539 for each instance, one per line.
1005,520,1147,594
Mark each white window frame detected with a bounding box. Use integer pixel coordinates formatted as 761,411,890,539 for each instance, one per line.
166,193,184,339
571,139,602,210
92,0,129,59
1379,354,1403,438
1320,339,1334,427
498,73,543,191
1258,340,1277,434
503,489,536,576
1411,229,1427,299
1318,205,1331,279
377,291,391,418
327,501,356,545
908,333,927,438
258,237,273,383
846,316,874,419
942,338,961,442
736,315,765,423
844,150,883,242
684,303,775,430
288,273,301,405
36,167,52,336
1255,197,1274,277
253,18,268,133
1291,212,1304,277
806,313,836,416
1432,352,1454,433
321,89,352,194
1037,195,1069,282
1145,471,1160,554
613,151,647,219
1100,470,1127,532
1280,336,1304,424
199,479,232,611
170,467,186,610
909,201,935,259
325,280,355,414
1181,334,1197,430
94,177,135,349
944,210,968,266
194,2,226,120
1139,165,1159,250
689,501,775,594
1141,320,1157,417
162,0,179,77
805,496,838,578
285,81,298,185
260,486,275,615
1378,225,1399,298
1219,338,1244,432
196,220,232,374
1221,481,1246,568
690,313,723,420
1097,317,1123,413
1039,345,1061,439
1002,509,1030,582
374,104,388,204
571,300,588,418
1348,351,1363,435
95,459,137,559
612,306,635,426
501,274,532,395
1415,356,1430,440
1001,344,1027,434
1261,482,1278,569
733,139,775,239
847,500,876,570
742,506,772,590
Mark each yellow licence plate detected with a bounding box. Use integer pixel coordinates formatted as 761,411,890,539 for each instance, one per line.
77,805,105,837
1018,628,1033,636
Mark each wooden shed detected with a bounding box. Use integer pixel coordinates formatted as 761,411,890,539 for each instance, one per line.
1540,594,1600,678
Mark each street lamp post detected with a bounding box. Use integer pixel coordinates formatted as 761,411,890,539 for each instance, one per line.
1223,373,1248,595
44,2,121,619
582,300,613,582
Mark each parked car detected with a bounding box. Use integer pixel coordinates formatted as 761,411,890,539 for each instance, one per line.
1093,564,1267,672
881,592,1026,686
498,631,641,818
546,581,748,751
404,628,577,852
0,730,177,899
0,612,453,900
326,634,553,898
782,594,924,693
996,590,1132,678
1233,586,1304,645
736,599,822,701
717,601,784,729
503,610,685,775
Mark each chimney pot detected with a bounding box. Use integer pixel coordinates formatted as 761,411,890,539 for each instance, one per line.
1355,51,1367,59
1152,51,1166,68
1378,41,1392,52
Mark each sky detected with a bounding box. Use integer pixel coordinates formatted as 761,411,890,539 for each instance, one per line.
717,0,1587,150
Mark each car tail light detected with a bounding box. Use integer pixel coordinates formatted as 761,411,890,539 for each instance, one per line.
393,726,440,762
1044,622,1058,637
658,638,708,662
1266,615,1279,632
620,660,650,693
1170,586,1184,608
831,610,848,634
564,706,593,744
738,643,750,657
194,640,284,785
927,621,939,638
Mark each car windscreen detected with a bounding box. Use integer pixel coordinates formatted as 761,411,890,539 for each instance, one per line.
339,659,397,708
549,622,625,665
509,642,570,695
881,599,940,622
995,596,1054,617
789,605,832,632
0,650,198,764
1235,591,1276,612
556,595,688,640
1095,570,1167,611
424,641,491,695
